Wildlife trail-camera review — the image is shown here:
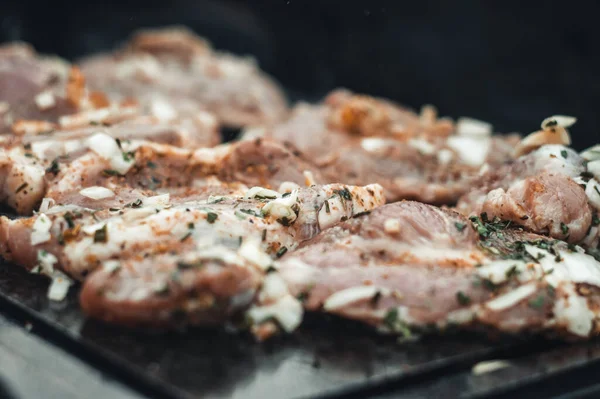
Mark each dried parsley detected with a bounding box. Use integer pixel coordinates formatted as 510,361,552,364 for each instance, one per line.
45,159,60,175
383,308,398,329
177,260,204,270
276,246,288,258
454,222,467,232
560,222,569,236
456,291,471,305
93,225,108,243
560,150,568,159
15,183,28,194
102,169,121,177
528,295,545,309
63,212,75,228
206,212,218,224
505,265,520,279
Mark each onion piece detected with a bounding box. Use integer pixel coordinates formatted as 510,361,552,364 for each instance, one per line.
79,186,115,200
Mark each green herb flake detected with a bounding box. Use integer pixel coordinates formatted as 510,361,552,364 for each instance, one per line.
528,295,545,309
561,222,569,236
93,225,108,243
505,265,520,279
383,308,398,329
276,246,288,258
180,232,192,242
324,200,330,213
146,161,157,169
560,150,568,159
15,182,28,194
45,159,60,175
102,169,121,177
592,215,600,227
63,212,75,228
187,222,194,230
454,222,467,232
176,260,204,270
206,212,218,224
456,291,471,305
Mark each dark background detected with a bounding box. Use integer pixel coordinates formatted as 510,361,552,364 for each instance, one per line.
1,0,599,149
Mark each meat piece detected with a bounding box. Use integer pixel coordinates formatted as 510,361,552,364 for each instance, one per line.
457,144,599,246
0,42,221,148
0,43,74,132
0,131,317,215
275,201,600,340
243,89,518,204
0,183,384,326
80,26,288,129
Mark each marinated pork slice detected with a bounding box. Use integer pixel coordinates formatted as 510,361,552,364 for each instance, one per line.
0,184,384,324
0,43,74,132
243,88,519,204
80,26,288,129
275,201,600,340
457,138,600,247
0,133,320,215
0,42,221,148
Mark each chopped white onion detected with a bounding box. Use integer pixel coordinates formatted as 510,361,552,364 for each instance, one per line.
437,149,454,165
31,213,52,245
35,250,57,275
472,360,511,375
143,193,170,206
485,283,537,311
303,170,316,186
408,138,436,155
258,273,289,303
588,160,600,180
34,90,56,110
47,271,73,301
447,136,491,167
79,186,115,200
383,219,401,234
323,286,380,311
86,132,134,175
238,238,273,271
361,137,388,152
586,179,600,210
278,181,300,194
456,117,492,137
580,145,600,161
38,198,56,213
262,190,298,223
542,115,577,130
244,186,280,200
247,295,303,332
